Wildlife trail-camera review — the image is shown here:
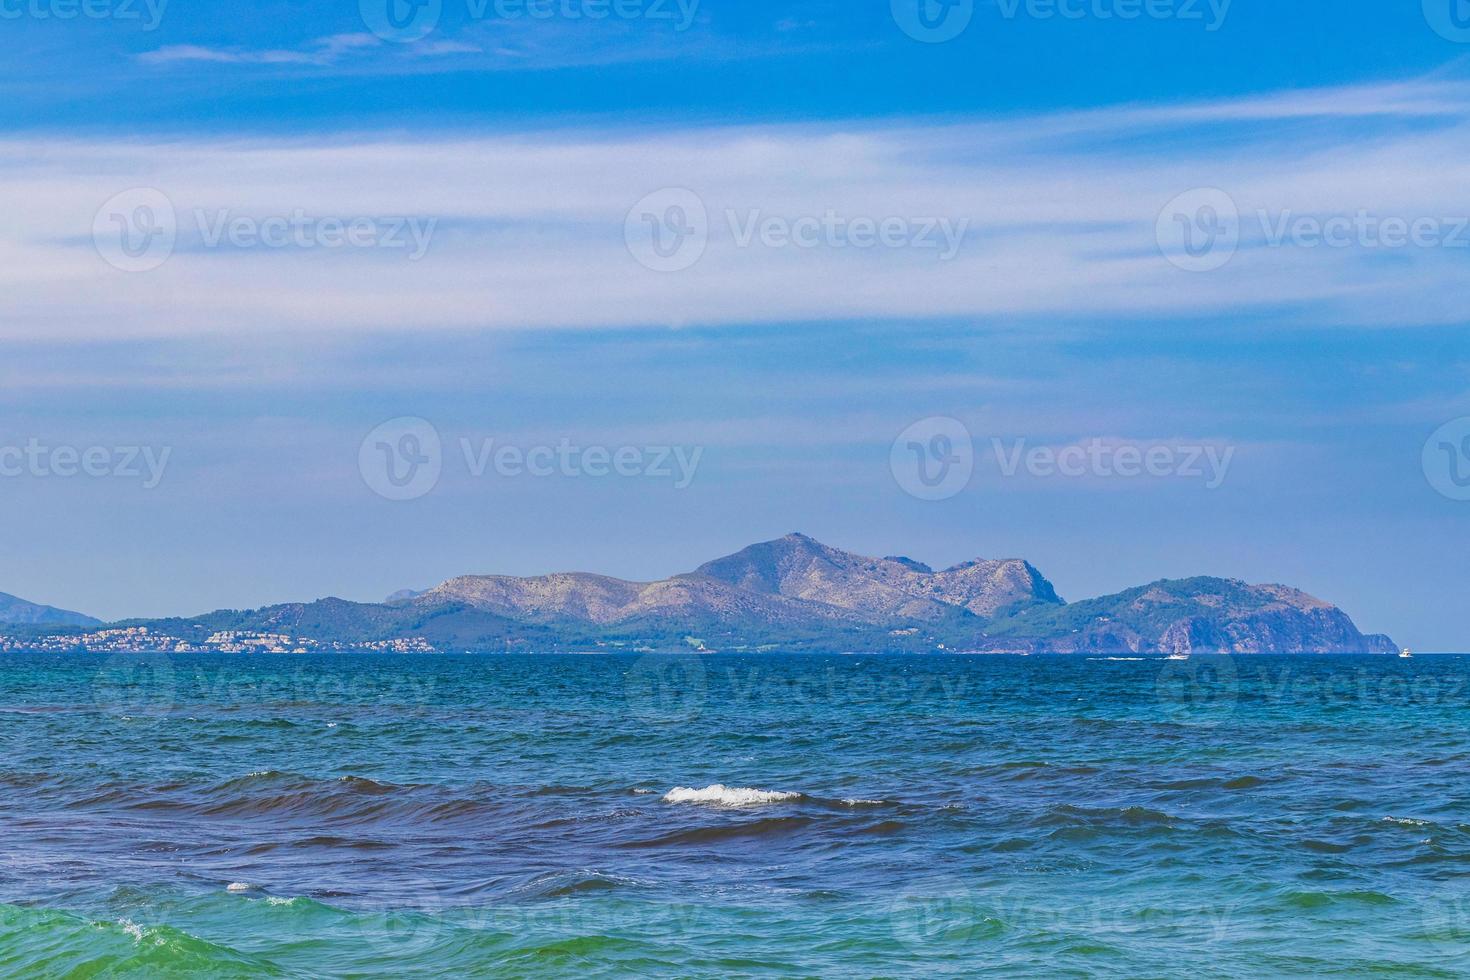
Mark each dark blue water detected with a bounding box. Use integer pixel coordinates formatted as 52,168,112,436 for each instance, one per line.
2,653,1468,976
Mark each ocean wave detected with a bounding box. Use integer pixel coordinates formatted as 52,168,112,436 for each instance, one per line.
621,815,817,848
1382,816,1431,827
512,870,647,899
0,904,283,976
1157,774,1267,791
662,784,802,807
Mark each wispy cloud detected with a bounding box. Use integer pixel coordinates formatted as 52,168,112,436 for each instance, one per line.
6,74,1470,340
134,9,761,75
139,34,386,67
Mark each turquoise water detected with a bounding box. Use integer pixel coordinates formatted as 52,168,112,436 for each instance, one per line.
2,652,1468,976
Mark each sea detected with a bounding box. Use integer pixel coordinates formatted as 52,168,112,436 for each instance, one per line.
1,652,1467,977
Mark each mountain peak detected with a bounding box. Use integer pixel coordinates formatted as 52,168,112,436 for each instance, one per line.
693,535,1062,622
885,556,934,574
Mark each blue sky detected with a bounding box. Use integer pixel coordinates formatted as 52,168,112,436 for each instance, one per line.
4,0,1470,649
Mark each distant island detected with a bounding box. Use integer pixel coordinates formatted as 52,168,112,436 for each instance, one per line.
0,534,1395,655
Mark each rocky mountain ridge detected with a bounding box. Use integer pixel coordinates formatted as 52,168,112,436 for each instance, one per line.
1,535,1395,654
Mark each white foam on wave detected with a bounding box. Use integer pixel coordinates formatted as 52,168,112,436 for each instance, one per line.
226,882,255,893
662,784,801,807
1382,816,1430,827
117,918,145,941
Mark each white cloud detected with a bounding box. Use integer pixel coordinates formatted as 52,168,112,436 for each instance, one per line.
5,74,1470,340
138,34,385,67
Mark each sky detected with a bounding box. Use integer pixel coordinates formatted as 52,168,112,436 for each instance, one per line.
3,0,1469,649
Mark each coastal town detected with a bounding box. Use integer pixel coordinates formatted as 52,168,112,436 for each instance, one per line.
0,626,437,655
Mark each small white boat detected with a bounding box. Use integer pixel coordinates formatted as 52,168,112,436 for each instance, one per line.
1167,653,1190,661
1399,648,1413,659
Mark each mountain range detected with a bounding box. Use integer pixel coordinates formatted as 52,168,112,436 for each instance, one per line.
0,592,101,628
1,533,1396,654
